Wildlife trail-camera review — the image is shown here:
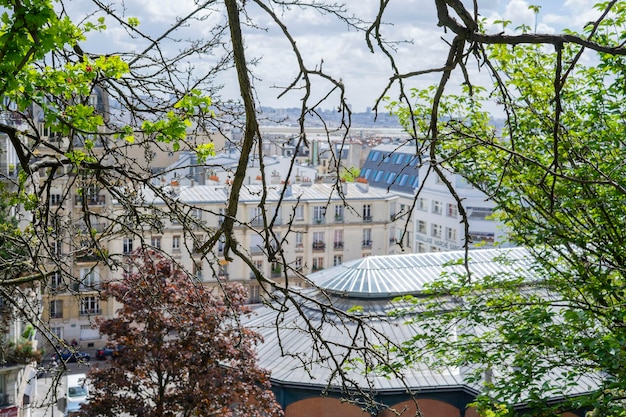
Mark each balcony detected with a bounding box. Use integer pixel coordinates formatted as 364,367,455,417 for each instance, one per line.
295,243,304,252
334,215,343,223
312,241,326,251
362,240,372,249
78,283,101,291
79,308,102,316
75,194,106,206
363,216,372,223
333,241,344,250
313,217,325,225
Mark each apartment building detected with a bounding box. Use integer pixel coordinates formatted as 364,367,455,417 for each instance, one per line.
41,180,400,347
359,143,503,252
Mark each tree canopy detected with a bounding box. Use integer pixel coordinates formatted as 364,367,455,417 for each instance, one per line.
3,0,626,416
82,249,281,417
383,2,626,416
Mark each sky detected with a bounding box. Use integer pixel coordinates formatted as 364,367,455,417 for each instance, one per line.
68,0,603,113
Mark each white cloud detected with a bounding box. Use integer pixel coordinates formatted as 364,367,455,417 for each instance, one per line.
64,0,611,112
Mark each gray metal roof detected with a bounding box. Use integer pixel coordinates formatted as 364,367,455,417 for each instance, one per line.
307,248,538,299
246,247,601,398
132,182,397,206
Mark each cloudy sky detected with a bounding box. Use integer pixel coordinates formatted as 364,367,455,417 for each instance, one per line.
71,0,602,112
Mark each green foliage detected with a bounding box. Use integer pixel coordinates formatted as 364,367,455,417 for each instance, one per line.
141,90,214,150
387,5,626,416
340,166,360,182
83,250,282,417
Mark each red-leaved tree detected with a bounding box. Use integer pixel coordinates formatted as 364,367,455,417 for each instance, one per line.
81,249,283,417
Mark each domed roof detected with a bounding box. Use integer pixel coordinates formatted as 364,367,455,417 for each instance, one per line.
306,248,534,299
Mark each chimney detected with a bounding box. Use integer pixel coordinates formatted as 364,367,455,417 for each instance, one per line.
356,177,369,193
271,170,281,185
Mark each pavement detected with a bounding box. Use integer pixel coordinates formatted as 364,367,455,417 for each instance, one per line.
29,355,99,417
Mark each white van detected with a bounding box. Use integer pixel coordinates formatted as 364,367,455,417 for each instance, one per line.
64,373,88,416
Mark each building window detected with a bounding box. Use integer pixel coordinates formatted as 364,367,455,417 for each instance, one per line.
295,231,304,248
334,205,344,221
193,235,205,253
50,272,63,292
313,206,326,223
334,229,344,249
312,257,324,271
172,235,181,251
193,262,203,281
374,170,384,182
432,201,442,215
250,207,263,226
123,237,133,254
389,226,396,245
294,256,303,272
151,236,162,249
446,227,457,241
249,285,260,303
418,220,427,234
218,207,226,225
447,203,458,217
295,205,304,221
190,208,203,220
418,198,427,211
252,260,263,278
79,267,100,290
386,172,397,184
362,228,372,247
49,300,63,319
218,235,225,254
363,204,372,222
431,224,442,238
50,193,62,205
398,174,409,186
52,240,62,256
368,151,381,162
312,231,325,250
80,296,101,315
333,255,343,266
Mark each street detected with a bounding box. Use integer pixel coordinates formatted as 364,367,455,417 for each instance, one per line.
29,361,95,417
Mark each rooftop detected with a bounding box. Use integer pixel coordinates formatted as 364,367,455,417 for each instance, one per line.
246,247,600,398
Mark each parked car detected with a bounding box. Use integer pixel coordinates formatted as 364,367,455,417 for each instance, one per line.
96,345,123,360
53,349,91,363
